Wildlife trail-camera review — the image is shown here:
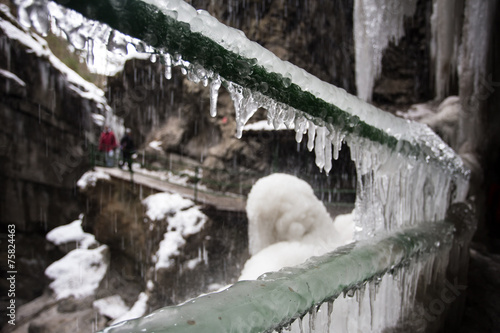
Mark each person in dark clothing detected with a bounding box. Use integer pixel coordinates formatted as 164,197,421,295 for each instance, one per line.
119,128,135,172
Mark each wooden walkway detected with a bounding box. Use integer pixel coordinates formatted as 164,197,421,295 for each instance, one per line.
96,167,247,212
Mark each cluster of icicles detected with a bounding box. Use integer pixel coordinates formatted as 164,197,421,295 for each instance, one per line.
14,0,468,239
271,247,452,333
13,0,348,174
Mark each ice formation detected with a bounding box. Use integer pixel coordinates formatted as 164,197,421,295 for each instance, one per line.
142,192,193,221
430,0,463,100
353,0,418,102
240,177,354,281
245,173,353,256
0,8,124,136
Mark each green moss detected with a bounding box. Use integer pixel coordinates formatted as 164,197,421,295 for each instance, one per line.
44,33,106,88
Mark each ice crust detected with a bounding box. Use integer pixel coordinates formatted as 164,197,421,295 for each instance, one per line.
101,222,455,333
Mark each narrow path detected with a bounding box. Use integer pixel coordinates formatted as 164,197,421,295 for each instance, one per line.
95,166,247,212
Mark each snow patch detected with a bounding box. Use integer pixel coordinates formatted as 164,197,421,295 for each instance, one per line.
93,295,130,320
77,170,111,190
142,192,194,221
111,292,149,325
45,245,109,300
46,218,97,249
154,206,208,270
0,68,26,86
148,140,163,151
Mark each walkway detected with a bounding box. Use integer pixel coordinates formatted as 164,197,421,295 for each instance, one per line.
95,166,247,212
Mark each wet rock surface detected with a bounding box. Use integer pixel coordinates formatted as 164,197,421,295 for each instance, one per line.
458,246,500,333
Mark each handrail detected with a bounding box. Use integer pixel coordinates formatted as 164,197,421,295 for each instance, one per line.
100,221,455,333
88,143,356,199
48,0,468,180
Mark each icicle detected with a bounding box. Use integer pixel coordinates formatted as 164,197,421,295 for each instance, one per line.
283,108,295,129
164,53,172,80
294,115,307,143
314,126,326,171
307,120,316,152
354,0,418,101
209,74,221,117
227,83,258,139
324,138,333,174
327,300,333,331
86,38,94,65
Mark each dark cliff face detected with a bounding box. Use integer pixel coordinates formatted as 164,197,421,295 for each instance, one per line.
0,12,102,232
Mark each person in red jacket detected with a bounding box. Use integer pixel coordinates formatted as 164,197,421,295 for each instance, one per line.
98,125,118,167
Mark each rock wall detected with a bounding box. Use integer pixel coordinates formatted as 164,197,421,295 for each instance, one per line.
0,4,113,314
0,9,104,232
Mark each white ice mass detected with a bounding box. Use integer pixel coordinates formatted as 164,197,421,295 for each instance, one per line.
240,173,354,280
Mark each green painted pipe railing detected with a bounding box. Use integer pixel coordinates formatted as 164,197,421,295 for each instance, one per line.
52,0,468,179
101,221,455,333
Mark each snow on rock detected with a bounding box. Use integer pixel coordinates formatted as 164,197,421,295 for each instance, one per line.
111,292,149,325
93,295,130,320
45,245,109,300
142,192,193,221
154,206,208,270
241,173,354,280
46,216,97,249
77,170,111,190
0,68,26,87
148,140,163,151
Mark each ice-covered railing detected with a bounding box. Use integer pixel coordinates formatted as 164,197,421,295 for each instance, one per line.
100,221,464,333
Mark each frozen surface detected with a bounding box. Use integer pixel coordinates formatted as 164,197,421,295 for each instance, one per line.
142,192,208,270
430,0,462,100
45,245,109,300
77,169,111,190
93,295,130,320
46,217,97,249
